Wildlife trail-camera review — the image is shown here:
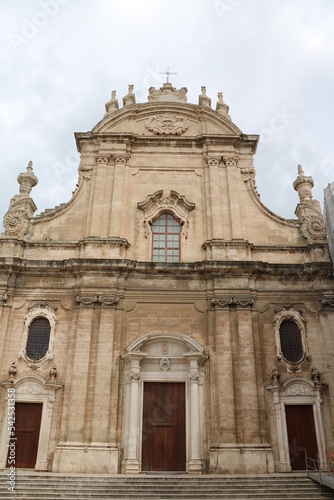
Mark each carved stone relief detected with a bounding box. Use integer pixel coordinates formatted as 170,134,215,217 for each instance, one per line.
146,114,189,135
137,190,195,238
76,294,119,306
211,296,255,308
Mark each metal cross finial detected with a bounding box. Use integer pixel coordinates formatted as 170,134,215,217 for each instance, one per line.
159,67,177,84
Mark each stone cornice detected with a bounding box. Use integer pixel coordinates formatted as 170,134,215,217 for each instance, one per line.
0,258,332,280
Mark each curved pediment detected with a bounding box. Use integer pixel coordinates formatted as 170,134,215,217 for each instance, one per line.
92,102,242,137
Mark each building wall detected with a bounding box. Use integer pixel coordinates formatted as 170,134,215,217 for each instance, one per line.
0,84,333,474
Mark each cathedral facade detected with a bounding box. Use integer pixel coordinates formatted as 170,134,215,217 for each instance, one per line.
0,82,333,475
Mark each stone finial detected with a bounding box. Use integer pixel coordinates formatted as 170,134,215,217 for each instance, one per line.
293,164,314,202
198,86,211,108
122,85,136,106
8,362,17,379
17,161,38,196
216,92,231,120
105,90,119,115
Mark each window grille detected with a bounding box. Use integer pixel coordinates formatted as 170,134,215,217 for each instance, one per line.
152,213,181,262
279,320,303,363
26,317,51,361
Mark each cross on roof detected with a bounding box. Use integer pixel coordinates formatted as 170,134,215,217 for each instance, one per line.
159,67,178,84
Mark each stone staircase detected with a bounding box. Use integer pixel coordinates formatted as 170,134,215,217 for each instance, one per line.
0,472,333,499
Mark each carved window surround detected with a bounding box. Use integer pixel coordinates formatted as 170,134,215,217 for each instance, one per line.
266,377,326,472
0,374,63,470
18,302,58,370
273,304,311,372
137,190,195,239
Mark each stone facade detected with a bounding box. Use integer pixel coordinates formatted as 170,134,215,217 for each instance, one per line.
0,83,333,475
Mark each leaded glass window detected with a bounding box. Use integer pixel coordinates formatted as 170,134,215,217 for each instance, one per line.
279,320,303,364
152,213,181,262
26,317,51,361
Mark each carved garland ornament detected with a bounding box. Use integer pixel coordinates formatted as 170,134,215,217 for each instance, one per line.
146,114,189,135
137,190,195,239
211,296,255,308
76,294,119,306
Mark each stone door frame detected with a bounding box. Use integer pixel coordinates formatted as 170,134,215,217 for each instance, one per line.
267,377,326,472
121,333,207,474
0,375,63,470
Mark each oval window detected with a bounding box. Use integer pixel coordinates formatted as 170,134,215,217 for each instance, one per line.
26,317,51,361
279,320,303,363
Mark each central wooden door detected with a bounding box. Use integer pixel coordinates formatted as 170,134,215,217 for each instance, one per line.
142,382,186,471
285,405,318,470
6,402,43,468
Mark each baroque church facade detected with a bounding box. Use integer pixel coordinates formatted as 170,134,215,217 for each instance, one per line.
0,82,333,475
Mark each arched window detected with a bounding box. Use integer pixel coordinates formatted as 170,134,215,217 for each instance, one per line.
279,320,303,364
26,317,51,361
152,213,182,262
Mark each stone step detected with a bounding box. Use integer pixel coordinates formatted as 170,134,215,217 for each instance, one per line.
1,472,333,500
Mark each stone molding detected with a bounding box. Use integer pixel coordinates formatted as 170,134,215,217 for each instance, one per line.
137,189,195,238
145,114,189,135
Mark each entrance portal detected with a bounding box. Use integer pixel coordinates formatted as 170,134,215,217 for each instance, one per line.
142,382,186,471
7,402,43,468
285,405,318,470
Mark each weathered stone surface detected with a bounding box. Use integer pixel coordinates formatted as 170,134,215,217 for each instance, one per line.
0,83,333,476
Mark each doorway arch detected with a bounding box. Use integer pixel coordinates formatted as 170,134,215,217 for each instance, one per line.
121,333,208,474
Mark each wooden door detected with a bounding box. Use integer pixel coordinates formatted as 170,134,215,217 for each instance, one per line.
142,382,186,471
285,405,318,470
7,403,43,468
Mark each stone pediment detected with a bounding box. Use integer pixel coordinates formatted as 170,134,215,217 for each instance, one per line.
90,102,242,138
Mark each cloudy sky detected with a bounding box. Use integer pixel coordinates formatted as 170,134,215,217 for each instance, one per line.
0,0,333,231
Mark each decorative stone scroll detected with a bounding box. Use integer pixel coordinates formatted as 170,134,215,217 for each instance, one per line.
211,296,255,308
146,114,189,135
138,190,195,238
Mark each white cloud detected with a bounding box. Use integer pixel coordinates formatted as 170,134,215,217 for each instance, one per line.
0,0,333,229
